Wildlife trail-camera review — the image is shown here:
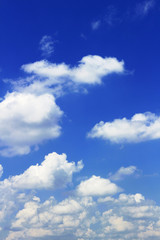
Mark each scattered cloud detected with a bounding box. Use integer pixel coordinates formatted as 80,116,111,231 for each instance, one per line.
88,112,160,144
0,157,159,240
39,35,54,58
0,55,124,156
109,166,138,181
91,20,101,30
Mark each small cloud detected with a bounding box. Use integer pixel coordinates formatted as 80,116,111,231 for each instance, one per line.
135,0,155,17
104,5,119,26
91,20,101,30
39,35,54,58
109,166,138,181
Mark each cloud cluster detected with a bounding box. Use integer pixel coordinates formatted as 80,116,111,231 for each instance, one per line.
88,112,160,144
0,153,159,240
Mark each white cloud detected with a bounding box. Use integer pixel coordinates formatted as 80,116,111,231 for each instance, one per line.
2,152,83,190
0,92,63,156
39,35,54,58
91,20,101,30
77,175,121,196
22,55,124,85
0,165,3,178
88,112,160,144
106,215,134,232
109,166,137,181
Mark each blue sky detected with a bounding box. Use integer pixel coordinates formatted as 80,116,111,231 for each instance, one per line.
0,0,160,239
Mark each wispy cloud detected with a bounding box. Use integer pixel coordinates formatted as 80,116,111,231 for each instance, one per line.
91,20,101,30
39,35,54,58
109,166,138,181
135,0,155,17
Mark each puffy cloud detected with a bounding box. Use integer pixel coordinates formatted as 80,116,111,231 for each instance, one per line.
88,112,160,144
0,92,63,156
2,152,83,190
77,175,121,196
109,166,137,181
22,55,124,85
39,35,54,58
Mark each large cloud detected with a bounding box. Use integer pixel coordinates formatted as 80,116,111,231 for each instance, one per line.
2,152,83,190
88,112,160,144
0,92,63,156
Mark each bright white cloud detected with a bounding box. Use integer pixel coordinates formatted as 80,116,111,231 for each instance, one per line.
77,175,121,196
2,152,83,190
22,55,124,85
0,92,63,156
88,112,160,144
109,166,137,181
39,35,54,58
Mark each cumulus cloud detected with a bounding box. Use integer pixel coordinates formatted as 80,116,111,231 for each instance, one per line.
88,112,160,144
22,55,124,85
77,175,121,196
39,35,54,58
109,166,137,181
0,92,63,156
0,160,160,240
2,152,83,190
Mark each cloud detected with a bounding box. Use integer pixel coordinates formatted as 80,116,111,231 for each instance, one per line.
91,20,101,30
88,112,160,144
135,0,155,17
0,165,3,178
39,35,54,58
109,166,138,181
0,55,124,156
0,92,63,156
22,55,124,85
77,175,121,196
2,152,83,190
0,160,160,240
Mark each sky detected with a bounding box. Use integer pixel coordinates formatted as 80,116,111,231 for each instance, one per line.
0,0,160,239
